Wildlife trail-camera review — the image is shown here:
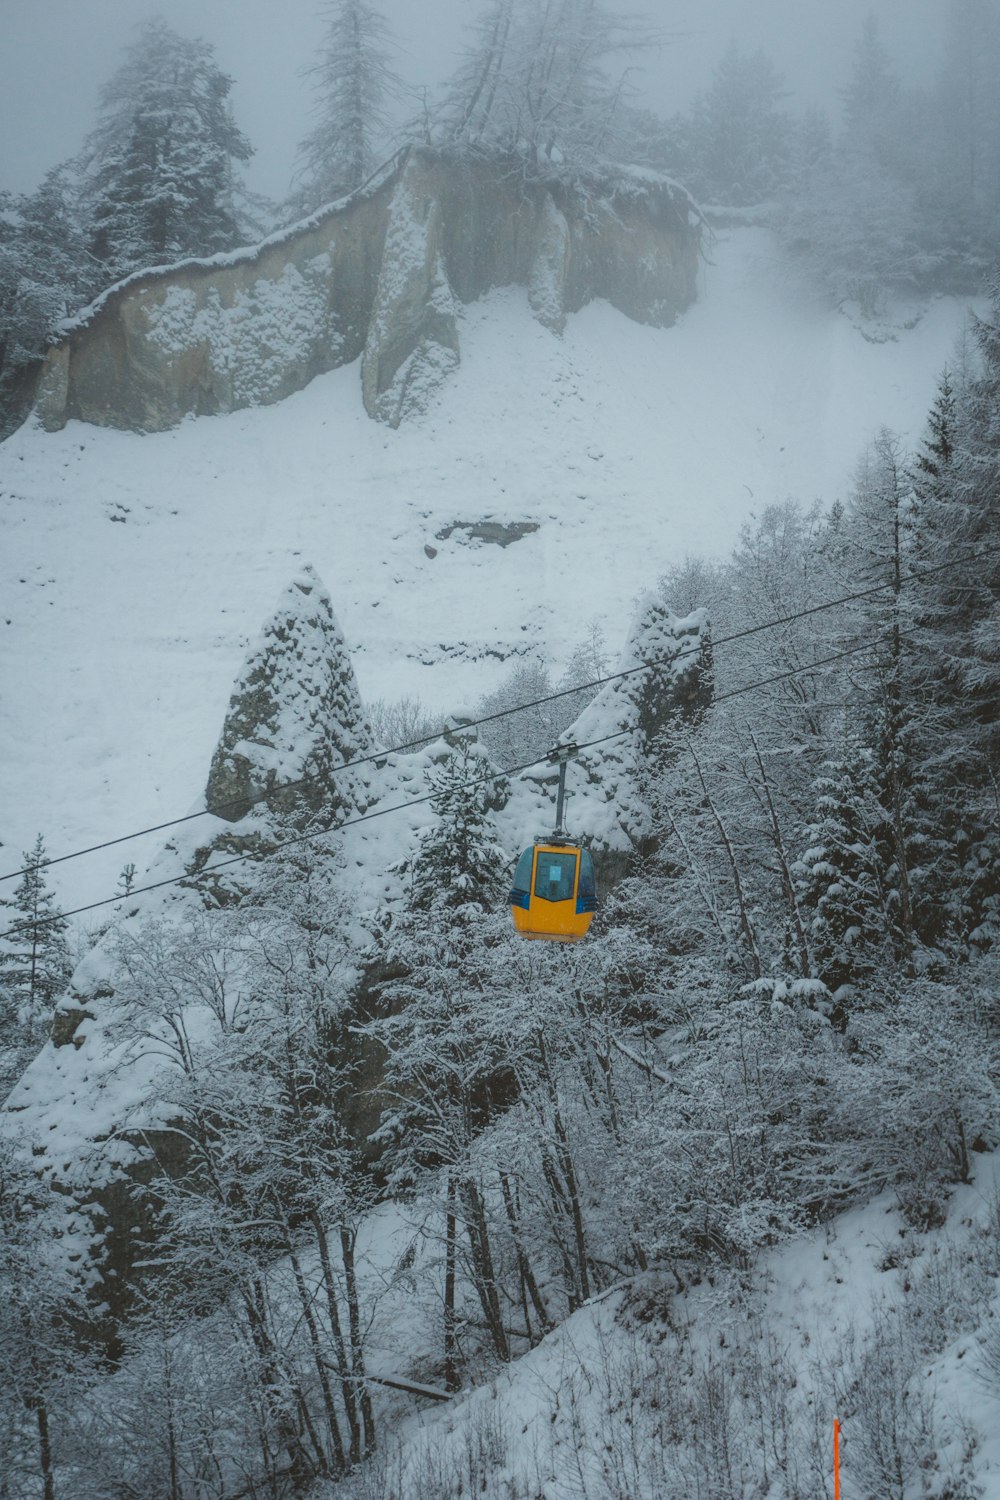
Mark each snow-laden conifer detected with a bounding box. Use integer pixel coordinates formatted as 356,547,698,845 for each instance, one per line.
0,835,71,1046
685,42,791,206
394,730,509,917
82,18,253,281
0,167,94,424
554,594,711,854
794,741,891,994
295,0,403,213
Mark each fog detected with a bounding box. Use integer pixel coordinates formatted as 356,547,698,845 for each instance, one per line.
2,0,943,200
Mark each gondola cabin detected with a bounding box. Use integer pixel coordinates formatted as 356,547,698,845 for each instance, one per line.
509,840,597,943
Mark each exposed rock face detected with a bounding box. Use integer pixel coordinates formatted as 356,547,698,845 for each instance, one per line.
35,148,701,434
205,567,373,825
360,157,461,426
435,519,539,546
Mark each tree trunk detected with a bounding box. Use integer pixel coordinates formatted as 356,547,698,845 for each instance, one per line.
536,1031,591,1307
748,729,812,978
500,1169,551,1340
461,1177,510,1362
444,1175,459,1390
311,1211,361,1461
340,1226,376,1458
690,743,762,978
285,1234,346,1473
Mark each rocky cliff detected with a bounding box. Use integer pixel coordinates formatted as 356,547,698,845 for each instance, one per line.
34,148,701,433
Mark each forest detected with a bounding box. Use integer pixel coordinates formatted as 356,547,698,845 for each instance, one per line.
2,3,1000,1499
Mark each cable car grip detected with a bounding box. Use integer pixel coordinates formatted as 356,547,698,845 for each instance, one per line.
545,743,579,839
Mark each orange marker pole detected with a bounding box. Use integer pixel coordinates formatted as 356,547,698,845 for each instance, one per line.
833,1417,841,1500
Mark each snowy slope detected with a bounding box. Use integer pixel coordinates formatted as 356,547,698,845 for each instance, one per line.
0,227,976,917
338,1153,1000,1500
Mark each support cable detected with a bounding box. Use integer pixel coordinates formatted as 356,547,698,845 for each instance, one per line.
0,630,913,941
1,541,995,889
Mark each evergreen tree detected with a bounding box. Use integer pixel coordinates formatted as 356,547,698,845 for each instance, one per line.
925,0,1000,263
0,166,96,430
795,740,892,994
904,355,1000,955
687,43,791,206
781,16,928,310
841,13,901,159
948,291,1000,738
82,18,253,281
0,835,71,1043
910,297,1000,765
403,732,510,915
840,431,930,960
0,168,91,366
913,368,958,504
837,424,1000,963
369,730,514,1379
296,0,402,212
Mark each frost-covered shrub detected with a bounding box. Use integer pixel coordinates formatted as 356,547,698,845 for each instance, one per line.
475,659,563,769
367,694,438,752
853,979,1000,1223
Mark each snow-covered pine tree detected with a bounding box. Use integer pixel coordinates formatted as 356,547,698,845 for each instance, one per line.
925,0,1000,266
931,289,1000,758
905,355,1000,954
912,368,958,516
781,16,925,311
840,12,901,160
402,732,510,916
834,424,996,964
686,42,791,206
295,0,402,212
0,835,71,1044
365,729,514,1375
794,740,892,996
0,166,95,429
82,18,253,281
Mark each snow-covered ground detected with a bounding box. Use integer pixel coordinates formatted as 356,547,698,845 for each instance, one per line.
338,1153,1000,1499
0,228,976,917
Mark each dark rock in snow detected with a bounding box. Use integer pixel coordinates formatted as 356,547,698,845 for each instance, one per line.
435,519,540,547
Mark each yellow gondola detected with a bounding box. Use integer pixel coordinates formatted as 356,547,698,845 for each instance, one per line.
509,745,598,942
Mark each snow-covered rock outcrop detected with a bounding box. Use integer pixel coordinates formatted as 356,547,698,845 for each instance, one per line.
33,148,701,434
503,598,711,877
205,567,373,825
0,578,710,1324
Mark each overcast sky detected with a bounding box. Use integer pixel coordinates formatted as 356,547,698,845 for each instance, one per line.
1,0,944,200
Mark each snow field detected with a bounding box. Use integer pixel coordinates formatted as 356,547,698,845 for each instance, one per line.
0,228,976,922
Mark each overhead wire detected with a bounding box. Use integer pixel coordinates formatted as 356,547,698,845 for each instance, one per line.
1,539,997,890
0,629,914,941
